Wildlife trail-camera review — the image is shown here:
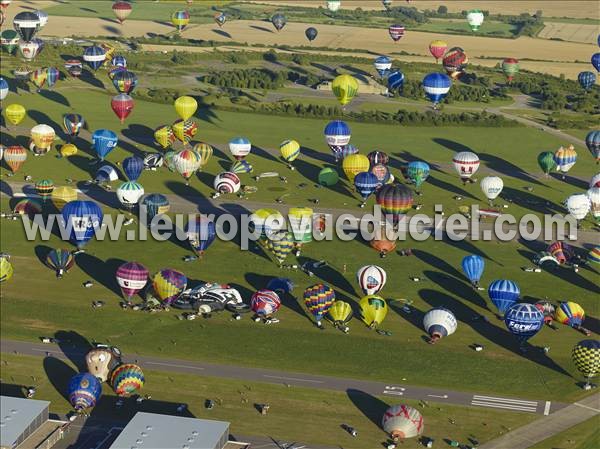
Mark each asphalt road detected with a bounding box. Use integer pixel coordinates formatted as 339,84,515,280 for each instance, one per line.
1,339,565,416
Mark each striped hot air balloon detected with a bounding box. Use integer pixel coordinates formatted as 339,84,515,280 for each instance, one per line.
280,139,300,168
173,148,201,184
35,179,54,201
429,40,447,62
502,58,519,83
304,284,335,326
264,230,294,265
555,301,585,328
388,24,405,42
4,145,27,172
422,73,451,107
112,1,132,24
193,142,213,169
585,130,600,162
443,47,468,79
376,184,413,223
554,146,577,174
152,268,187,304
63,113,84,139
13,198,42,218
213,172,241,195
116,262,148,301
171,10,190,31
83,45,106,71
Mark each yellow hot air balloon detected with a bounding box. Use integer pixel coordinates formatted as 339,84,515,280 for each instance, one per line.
4,103,26,126
342,153,369,182
174,95,197,121
59,143,78,157
0,257,13,283
154,125,174,150
280,139,300,168
193,142,213,168
332,74,358,106
359,295,388,328
31,124,55,150
51,186,78,211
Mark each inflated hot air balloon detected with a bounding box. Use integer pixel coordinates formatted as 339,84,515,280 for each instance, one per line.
141,193,170,224
85,347,120,382
354,171,379,204
143,153,163,170
0,0,10,11
116,261,148,301
502,58,519,83
111,55,127,69
488,279,520,316
280,139,300,168
578,71,596,90
122,156,143,182
534,301,556,324
588,187,600,221
589,246,600,264
51,186,77,211
589,173,600,188
504,303,544,346
423,308,457,343
46,248,74,278
111,364,144,397
4,103,25,126
318,167,339,186
108,66,125,81
342,154,369,183
406,161,430,192
466,9,484,31
442,47,468,80
251,289,281,318
452,151,479,183
0,77,8,101
35,179,54,201
585,131,599,162
174,95,197,121
359,295,387,328
63,113,84,140
152,268,187,304
376,184,413,223
152,125,174,151
592,53,600,72
172,10,190,31
229,137,251,160
288,207,312,249
13,11,40,41
324,120,351,150
95,165,119,183
556,301,585,329
186,215,216,257
480,176,503,204
192,142,213,169
45,67,59,89
112,70,137,94
305,26,318,42
572,340,600,382
367,151,389,167
304,284,335,326
92,129,118,161
429,40,447,63
554,146,577,174
382,405,423,441
537,151,556,176
356,265,386,295
271,13,286,32
173,148,202,184
387,70,405,92
388,24,405,42
547,241,575,265
13,198,41,217
326,0,341,12
462,254,484,286
68,373,102,412
374,55,392,77
30,124,55,151
214,171,241,195
112,1,132,24
214,12,226,27
172,119,197,145
116,181,144,208
231,160,253,174
250,209,285,238
111,93,134,123
327,301,353,332
83,45,106,71
565,193,591,220
3,145,27,172
64,59,82,77
29,67,47,90
332,74,358,106
0,257,13,283
263,230,294,265
1,30,19,54
422,73,451,107
61,200,103,249
371,164,391,186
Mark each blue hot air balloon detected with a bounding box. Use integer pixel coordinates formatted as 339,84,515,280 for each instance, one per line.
68,373,102,411
422,72,451,106
578,71,596,90
267,277,294,295
387,70,405,91
83,45,107,72
111,55,127,68
504,303,544,346
374,55,392,77
61,200,103,249
461,255,484,286
488,279,520,316
586,130,600,161
122,156,143,182
92,129,118,161
141,193,170,224
185,215,216,257
354,171,379,204
592,53,600,73
324,120,351,148
0,77,9,101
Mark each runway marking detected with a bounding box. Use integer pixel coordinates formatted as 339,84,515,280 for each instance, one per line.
472,395,538,406
262,375,324,384
471,401,538,413
544,401,552,416
145,361,204,370
383,390,404,396
427,394,448,399
573,402,600,413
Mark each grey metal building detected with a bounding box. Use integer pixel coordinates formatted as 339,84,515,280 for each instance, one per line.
109,412,231,449
0,396,50,449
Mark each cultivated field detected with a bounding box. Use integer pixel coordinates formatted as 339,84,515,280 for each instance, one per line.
538,22,600,45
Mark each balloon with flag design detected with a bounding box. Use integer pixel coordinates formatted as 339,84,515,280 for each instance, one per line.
251,289,281,317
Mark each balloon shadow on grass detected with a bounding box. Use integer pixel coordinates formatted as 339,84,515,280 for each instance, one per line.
480,153,544,186
301,146,333,165
502,186,562,215
0,180,14,197
121,124,155,150
65,155,96,179
39,89,70,107
79,70,106,90
427,174,479,201
389,301,427,338
34,244,52,267
75,254,127,299
424,270,488,310
249,25,274,33
251,144,278,163
413,249,465,280
28,110,63,135
212,29,232,39
195,106,220,126
297,256,357,300
346,388,389,428
432,137,475,154
555,174,588,190
43,356,77,402
80,183,122,209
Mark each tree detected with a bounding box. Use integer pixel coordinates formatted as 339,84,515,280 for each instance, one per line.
437,5,448,14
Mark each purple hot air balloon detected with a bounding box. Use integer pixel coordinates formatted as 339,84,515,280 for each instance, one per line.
116,262,149,301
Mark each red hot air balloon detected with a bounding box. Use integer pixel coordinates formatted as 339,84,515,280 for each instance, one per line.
112,1,132,24
111,93,134,123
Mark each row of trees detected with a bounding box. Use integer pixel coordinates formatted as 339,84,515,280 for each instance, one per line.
203,69,287,89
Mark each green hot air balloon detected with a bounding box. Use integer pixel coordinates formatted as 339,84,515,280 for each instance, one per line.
537,151,557,176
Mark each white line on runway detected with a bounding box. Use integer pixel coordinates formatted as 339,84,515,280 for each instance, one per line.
473,395,538,406
383,391,404,396
544,401,552,416
262,375,324,384
574,402,600,413
471,401,538,412
145,361,205,370
428,394,448,399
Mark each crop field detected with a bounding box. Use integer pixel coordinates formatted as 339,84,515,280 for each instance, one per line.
537,22,600,45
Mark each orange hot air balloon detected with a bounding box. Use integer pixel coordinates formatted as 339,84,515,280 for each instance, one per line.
4,145,27,172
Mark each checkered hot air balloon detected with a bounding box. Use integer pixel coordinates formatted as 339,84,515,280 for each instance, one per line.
572,340,600,380
264,230,294,265
116,261,148,301
154,125,174,150
251,289,281,317
172,119,197,145
304,284,335,326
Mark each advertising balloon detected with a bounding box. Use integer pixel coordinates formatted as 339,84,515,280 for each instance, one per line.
288,207,313,244
30,124,55,150
214,171,241,195
92,129,118,161
324,120,351,149
186,215,216,257
35,179,54,201
555,301,585,328
116,261,148,301
152,268,187,304
504,303,544,345
565,193,591,220
480,176,503,202
172,10,190,31
61,200,103,249
112,1,132,24
304,284,335,325
443,47,468,79
422,72,451,106
305,26,318,42
111,364,144,397
154,125,174,150
111,93,134,123
356,265,386,295
4,103,25,126
141,193,170,224
83,45,107,71
122,156,143,182
374,55,392,77
271,13,286,32
3,145,27,172
466,9,484,31
585,131,600,162
116,181,144,208
68,373,101,411
250,209,285,238
429,40,447,62
63,113,85,139
462,254,484,285
13,11,40,41
423,308,457,343
452,151,479,182
359,295,387,328
332,74,358,106
174,95,197,121
229,137,251,160
1,30,19,54
572,340,600,380
388,24,405,42
488,279,520,315
342,153,369,182
251,289,281,317
46,248,74,278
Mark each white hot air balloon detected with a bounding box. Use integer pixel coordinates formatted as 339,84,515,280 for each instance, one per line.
586,187,600,220
480,176,503,204
213,171,241,196
34,10,48,28
565,193,591,220
356,265,387,295
452,151,480,183
326,0,341,12
0,77,8,101
95,165,119,183
116,181,144,208
30,124,55,150
382,405,424,442
228,137,251,160
18,40,41,61
590,173,600,188
466,10,484,31
423,308,457,343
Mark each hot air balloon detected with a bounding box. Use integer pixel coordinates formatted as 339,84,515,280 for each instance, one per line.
0,77,8,101
250,209,285,238
172,119,197,145
214,12,226,27
13,198,42,217
359,295,387,328
488,279,520,316
504,303,544,347
572,340,600,385
565,193,591,220
387,70,405,92
108,66,126,81
305,26,318,42
45,248,74,278
324,120,351,151
376,184,413,224
370,164,391,186
534,301,556,325
141,193,170,225
287,207,312,251
173,148,202,184
502,58,519,83
480,176,503,204
112,70,137,94
229,137,251,160
116,261,148,301
251,289,281,318
264,230,294,265
92,129,118,161
3,145,27,172
554,146,577,174
111,55,127,69
95,164,119,183
537,151,556,176
406,161,430,192
4,103,25,126
0,0,10,11
462,254,484,287
29,67,47,90
112,1,132,24
51,186,77,211
585,131,600,162
429,40,447,62
382,405,423,441
327,301,353,332
367,150,389,167
592,53,600,72
555,301,585,329
590,173,600,188
374,55,392,77
35,179,54,201
304,284,335,327
318,167,339,186
153,125,174,150
172,10,190,31
64,59,83,77
1,30,19,54
326,0,341,12
279,139,300,168
0,257,13,283
122,156,143,182
388,24,405,42
578,71,596,90
13,11,40,42
213,171,241,195
83,45,106,71
423,308,457,344
266,277,294,295
451,151,479,183
332,74,358,106
152,268,187,305
186,215,216,257
63,113,84,140
34,10,48,28
422,72,451,107
443,47,468,79
116,181,144,208
354,171,379,205
231,160,253,174
193,142,213,169
589,246,600,264
111,93,134,123
174,95,197,121
342,154,369,183
588,187,600,221
111,364,144,397
547,241,575,265
271,13,286,32
356,265,386,295
30,124,55,151
85,347,120,382
466,9,484,31
68,373,102,412
61,200,103,249
44,66,60,89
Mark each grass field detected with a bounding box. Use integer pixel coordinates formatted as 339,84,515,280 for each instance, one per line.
528,416,600,449
537,22,600,45
0,354,539,448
